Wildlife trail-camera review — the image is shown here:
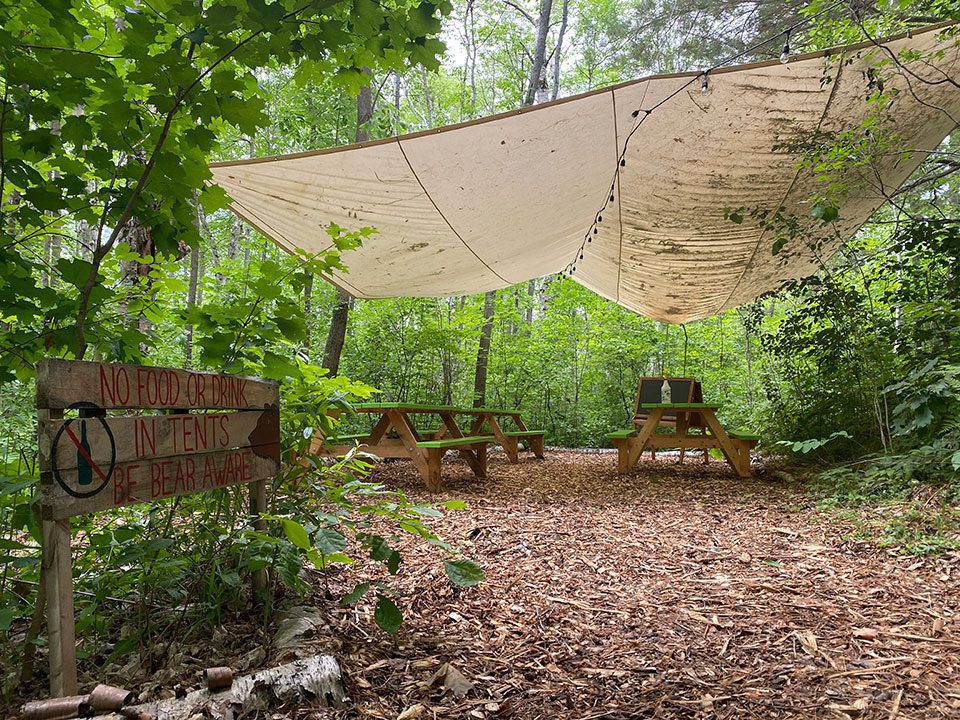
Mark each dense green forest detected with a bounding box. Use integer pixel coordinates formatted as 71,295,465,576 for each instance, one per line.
1,0,959,708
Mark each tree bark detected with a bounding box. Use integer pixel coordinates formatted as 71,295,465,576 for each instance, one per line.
524,0,554,105
473,290,495,406
322,288,351,376
184,243,200,368
550,0,570,101
302,273,314,359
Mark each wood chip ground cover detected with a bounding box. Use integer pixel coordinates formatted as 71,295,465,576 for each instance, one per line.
14,452,959,719
307,452,960,719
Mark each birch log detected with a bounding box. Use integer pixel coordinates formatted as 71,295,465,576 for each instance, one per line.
89,655,344,720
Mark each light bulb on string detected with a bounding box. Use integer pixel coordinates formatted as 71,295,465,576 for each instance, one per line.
780,31,791,63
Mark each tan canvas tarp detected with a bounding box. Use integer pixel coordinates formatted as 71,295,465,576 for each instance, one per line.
211,24,960,323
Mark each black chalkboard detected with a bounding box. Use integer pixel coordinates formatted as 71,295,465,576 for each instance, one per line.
633,377,697,422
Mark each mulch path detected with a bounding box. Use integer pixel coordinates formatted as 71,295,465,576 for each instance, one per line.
302,451,960,720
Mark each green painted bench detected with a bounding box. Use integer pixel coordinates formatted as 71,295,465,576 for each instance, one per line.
327,433,371,444
415,435,495,449
499,429,545,458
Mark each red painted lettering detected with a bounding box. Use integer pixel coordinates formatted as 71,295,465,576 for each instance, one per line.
136,418,156,458
218,415,229,447
193,416,207,450
116,368,130,404
137,368,149,406
100,365,114,406
185,457,196,492
99,365,131,406
150,462,162,498
126,466,139,502
113,465,125,503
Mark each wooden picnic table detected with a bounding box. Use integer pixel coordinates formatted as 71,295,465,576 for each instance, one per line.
311,403,544,490
607,403,758,478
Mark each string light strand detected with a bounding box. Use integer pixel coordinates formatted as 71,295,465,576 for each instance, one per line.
562,0,847,277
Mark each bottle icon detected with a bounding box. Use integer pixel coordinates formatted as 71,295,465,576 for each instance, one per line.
77,420,93,486
660,377,672,403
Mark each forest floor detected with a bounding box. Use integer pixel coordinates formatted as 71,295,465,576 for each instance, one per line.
13,452,960,720
300,451,960,720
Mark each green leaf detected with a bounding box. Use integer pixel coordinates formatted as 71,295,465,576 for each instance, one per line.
444,559,484,587
374,594,402,633
56,257,96,288
342,581,370,606
811,201,839,223
0,606,16,631
282,519,311,550
315,527,347,554
440,499,466,510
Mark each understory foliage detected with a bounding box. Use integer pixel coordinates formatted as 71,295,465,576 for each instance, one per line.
2,0,960,702
0,0,481,701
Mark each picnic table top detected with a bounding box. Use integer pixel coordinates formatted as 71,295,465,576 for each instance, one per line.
351,402,521,415
640,403,720,410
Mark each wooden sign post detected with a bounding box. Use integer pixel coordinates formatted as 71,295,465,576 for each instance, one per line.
36,359,281,697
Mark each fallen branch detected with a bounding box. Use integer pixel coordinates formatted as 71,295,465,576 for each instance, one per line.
92,655,344,720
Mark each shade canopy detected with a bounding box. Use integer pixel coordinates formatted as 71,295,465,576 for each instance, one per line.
211,24,960,323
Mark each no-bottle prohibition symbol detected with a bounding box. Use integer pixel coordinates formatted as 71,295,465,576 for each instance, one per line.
50,402,116,499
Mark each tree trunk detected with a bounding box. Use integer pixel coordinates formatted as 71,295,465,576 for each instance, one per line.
526,279,536,324
550,0,570,101
322,288,351,376
421,66,435,126
303,273,314,360
473,290,495,406
524,0,554,106
392,72,402,134
77,220,95,261
184,243,200,368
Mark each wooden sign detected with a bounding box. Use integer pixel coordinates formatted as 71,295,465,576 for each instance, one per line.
39,410,280,519
35,359,281,698
37,358,277,411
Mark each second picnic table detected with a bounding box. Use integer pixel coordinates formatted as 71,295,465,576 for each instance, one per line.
312,403,544,490
607,403,758,478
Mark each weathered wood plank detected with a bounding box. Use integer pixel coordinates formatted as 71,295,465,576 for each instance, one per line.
39,410,278,472
41,445,281,520
42,518,77,697
36,359,278,411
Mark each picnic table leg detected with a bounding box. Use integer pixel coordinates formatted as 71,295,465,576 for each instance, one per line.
474,442,488,478
367,413,392,444
426,448,444,491
529,434,544,459
614,439,632,474
387,410,432,485
676,411,688,464
485,413,518,463
628,408,664,469
438,411,486,477
701,411,751,478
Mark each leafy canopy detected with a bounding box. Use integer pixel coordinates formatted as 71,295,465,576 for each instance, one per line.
0,0,450,374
